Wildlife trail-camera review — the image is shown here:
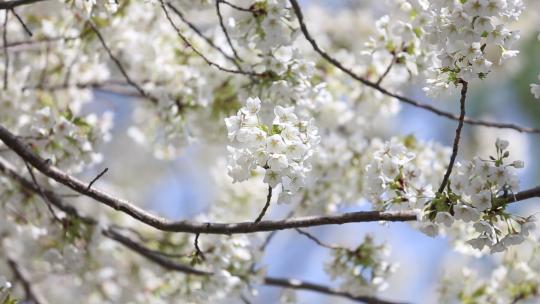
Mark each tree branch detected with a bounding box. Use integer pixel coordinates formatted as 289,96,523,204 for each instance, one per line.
295,228,341,250
287,0,540,134
0,0,47,10
437,80,468,193
161,1,261,77
0,158,405,304
7,259,48,304
88,22,158,104
0,124,417,234
165,0,238,65
2,34,82,51
10,8,32,36
375,54,396,86
254,185,272,223
106,227,402,304
23,160,62,223
263,277,405,304
2,123,539,237
215,0,242,61
86,167,108,191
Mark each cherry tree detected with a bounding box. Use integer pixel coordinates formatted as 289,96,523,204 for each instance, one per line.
1,0,540,303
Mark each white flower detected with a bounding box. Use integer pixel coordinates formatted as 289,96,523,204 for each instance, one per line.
285,141,307,160
263,170,281,188
520,216,536,236
282,175,303,193
225,116,241,140
454,204,481,222
467,236,492,250
273,106,298,125
490,242,506,253
244,97,261,114
450,174,469,195
471,190,492,211
266,135,286,154
511,160,524,168
473,221,495,237
435,212,454,227
420,222,439,237
500,234,524,247
268,154,288,171
495,138,509,150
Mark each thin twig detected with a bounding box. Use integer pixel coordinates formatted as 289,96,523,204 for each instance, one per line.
437,80,468,194
103,228,211,275
264,277,405,304
10,8,32,36
287,0,540,135
7,259,48,304
0,156,95,225
215,0,241,61
166,1,237,65
219,0,252,12
3,10,9,89
254,185,273,223
2,34,82,49
376,54,395,86
193,233,206,260
88,22,158,104
87,167,108,190
23,160,62,223
295,228,341,250
161,1,260,77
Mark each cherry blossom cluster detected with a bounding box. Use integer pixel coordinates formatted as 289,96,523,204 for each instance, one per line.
439,237,540,303
424,0,522,91
1,0,540,302
229,0,297,52
364,0,432,81
364,138,449,212
324,235,397,297
225,97,319,201
421,139,534,253
365,0,524,95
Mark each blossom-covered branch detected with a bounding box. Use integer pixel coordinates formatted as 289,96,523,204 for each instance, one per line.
0,155,403,304
0,123,418,233
288,0,540,134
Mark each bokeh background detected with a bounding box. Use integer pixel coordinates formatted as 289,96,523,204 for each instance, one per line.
78,1,540,303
